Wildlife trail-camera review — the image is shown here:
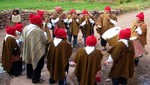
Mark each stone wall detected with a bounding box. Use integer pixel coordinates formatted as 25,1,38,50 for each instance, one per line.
0,9,121,29
0,10,37,29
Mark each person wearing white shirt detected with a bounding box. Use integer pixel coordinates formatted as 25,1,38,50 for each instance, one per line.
73,35,103,85
80,9,95,45
131,12,148,66
104,28,135,85
96,6,117,50
67,9,80,47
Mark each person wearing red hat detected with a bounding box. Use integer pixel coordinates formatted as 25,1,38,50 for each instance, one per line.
104,28,135,85
72,35,103,85
50,6,68,37
37,10,52,42
22,14,48,83
15,23,23,44
80,9,95,45
55,6,63,14
131,12,147,47
37,10,52,54
131,12,147,66
67,9,80,47
15,23,24,67
2,26,22,76
96,6,117,50
47,28,72,85
15,23,27,69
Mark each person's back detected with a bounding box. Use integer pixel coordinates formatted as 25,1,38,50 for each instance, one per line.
22,14,47,83
2,26,22,76
104,28,135,85
74,35,103,85
47,28,72,85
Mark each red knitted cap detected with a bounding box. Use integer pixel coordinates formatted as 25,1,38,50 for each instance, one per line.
15,23,23,32
136,12,144,21
119,28,131,39
70,9,76,14
29,14,43,25
86,35,97,46
54,28,67,39
82,9,89,15
104,6,111,12
6,26,16,35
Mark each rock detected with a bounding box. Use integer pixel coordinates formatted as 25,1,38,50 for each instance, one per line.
0,9,122,29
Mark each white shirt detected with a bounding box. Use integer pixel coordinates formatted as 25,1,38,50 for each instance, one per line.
135,27,142,35
53,37,62,47
85,46,95,55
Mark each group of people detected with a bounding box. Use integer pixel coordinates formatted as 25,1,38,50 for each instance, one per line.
2,5,147,85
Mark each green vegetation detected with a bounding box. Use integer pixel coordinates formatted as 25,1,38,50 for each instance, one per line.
114,0,150,12
0,0,114,11
0,0,149,11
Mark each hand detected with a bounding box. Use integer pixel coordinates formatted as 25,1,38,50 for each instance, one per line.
103,61,109,65
69,61,76,67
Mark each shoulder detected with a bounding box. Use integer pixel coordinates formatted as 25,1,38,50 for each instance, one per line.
116,41,126,48
76,48,85,53
142,23,147,28
35,26,44,33
110,41,126,51
60,40,72,47
94,49,103,55
22,25,28,32
6,36,16,43
16,14,21,17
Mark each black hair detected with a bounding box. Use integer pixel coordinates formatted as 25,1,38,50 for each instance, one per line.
12,9,20,15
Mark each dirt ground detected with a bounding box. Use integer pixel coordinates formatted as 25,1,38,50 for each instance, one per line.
0,8,150,85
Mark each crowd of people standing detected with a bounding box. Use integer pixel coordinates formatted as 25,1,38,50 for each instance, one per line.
1,5,148,85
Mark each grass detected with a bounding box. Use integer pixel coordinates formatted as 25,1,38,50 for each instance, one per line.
0,0,150,11
0,0,114,11
113,0,150,12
